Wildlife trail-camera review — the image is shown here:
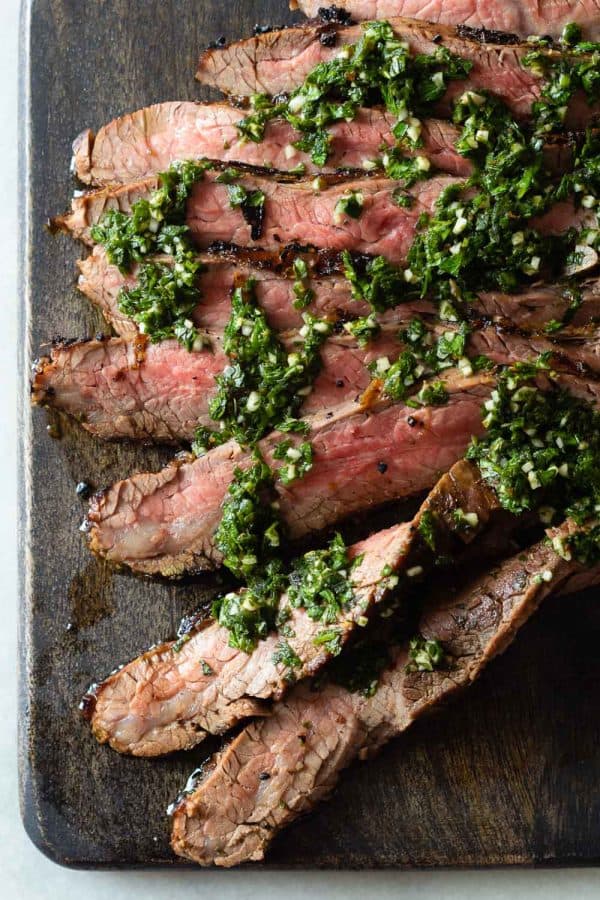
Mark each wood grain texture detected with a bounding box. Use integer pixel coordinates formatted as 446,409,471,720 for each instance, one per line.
18,0,600,868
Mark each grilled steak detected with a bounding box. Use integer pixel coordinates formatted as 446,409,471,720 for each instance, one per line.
31,326,414,443
86,371,493,576
293,2,600,42
32,321,600,443
196,18,598,127
57,171,463,264
170,519,600,866
58,168,593,267
80,245,600,340
31,336,227,443
77,245,433,338
83,459,504,756
73,101,473,186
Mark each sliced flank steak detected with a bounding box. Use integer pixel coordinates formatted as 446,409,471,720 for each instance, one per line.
170,519,600,867
292,2,600,43
31,325,413,443
84,364,600,577
31,319,600,443
83,458,506,756
196,17,599,128
57,168,594,266
79,245,600,341
86,371,494,576
72,102,473,187
76,245,433,338
56,170,462,264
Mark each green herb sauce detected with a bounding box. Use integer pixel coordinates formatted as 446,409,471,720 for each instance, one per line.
467,358,600,563
288,533,361,627
192,278,330,450
237,21,472,168
406,636,445,673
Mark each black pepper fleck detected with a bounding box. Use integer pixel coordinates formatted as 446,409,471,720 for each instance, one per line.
319,29,337,47
407,416,419,427
377,461,388,473
259,771,271,781
336,378,345,388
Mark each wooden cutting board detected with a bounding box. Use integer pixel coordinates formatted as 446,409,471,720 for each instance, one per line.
18,0,600,868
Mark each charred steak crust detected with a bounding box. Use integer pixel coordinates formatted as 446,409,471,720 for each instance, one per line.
292,2,600,43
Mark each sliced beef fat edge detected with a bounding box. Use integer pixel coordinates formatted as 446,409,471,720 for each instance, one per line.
86,372,494,576
83,458,504,756
170,519,600,867
292,1,600,43
73,102,473,186
80,245,600,340
32,324,600,444
195,17,598,128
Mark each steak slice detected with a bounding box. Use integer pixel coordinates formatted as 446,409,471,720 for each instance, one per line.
77,245,433,338
57,171,462,264
58,168,593,265
32,322,600,443
31,325,415,443
73,101,473,186
80,245,600,340
86,371,493,576
82,458,504,756
31,336,227,443
196,17,598,127
293,2,600,42
170,519,600,866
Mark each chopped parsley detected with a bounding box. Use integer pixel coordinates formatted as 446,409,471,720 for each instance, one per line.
467,358,600,564
342,252,408,313
412,380,449,407
194,278,330,448
212,557,287,653
287,533,359,625
312,626,344,657
273,439,314,484
90,160,211,348
418,509,437,550
213,454,281,580
292,257,315,310
369,318,468,405
212,474,360,652
523,29,600,135
226,184,266,239
272,640,302,679
343,313,381,347
406,636,445,673
334,190,364,223
237,20,472,168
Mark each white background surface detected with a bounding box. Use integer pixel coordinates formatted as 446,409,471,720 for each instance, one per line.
2,1,600,896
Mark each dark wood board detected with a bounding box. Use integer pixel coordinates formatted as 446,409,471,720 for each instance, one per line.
18,0,600,869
